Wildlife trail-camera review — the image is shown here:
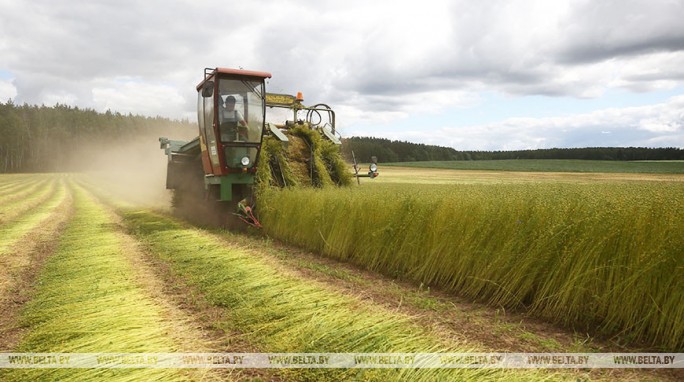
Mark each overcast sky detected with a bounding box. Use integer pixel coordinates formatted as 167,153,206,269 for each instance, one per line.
1,0,683,150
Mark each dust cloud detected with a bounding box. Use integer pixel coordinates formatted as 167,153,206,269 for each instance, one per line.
72,127,196,209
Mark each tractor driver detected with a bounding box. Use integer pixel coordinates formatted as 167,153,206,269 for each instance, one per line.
220,95,248,142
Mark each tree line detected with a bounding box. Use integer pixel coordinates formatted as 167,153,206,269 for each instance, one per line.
2,102,682,173
341,136,684,163
341,137,461,163
0,100,193,173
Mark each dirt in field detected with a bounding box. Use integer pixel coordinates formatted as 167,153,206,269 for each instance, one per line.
93,199,280,381
124,242,281,382
0,188,74,351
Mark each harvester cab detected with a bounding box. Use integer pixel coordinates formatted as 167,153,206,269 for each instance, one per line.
196,68,270,186
160,68,271,227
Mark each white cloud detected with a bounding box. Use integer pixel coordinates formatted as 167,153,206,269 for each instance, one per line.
92,78,189,119
0,79,16,101
637,96,684,133
383,96,684,150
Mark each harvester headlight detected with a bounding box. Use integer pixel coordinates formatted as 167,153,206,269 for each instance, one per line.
241,156,250,166
369,163,378,172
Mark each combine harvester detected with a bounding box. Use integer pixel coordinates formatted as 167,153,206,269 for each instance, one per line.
159,67,378,227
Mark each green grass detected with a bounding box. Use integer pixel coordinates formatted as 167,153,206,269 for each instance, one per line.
119,208,566,381
1,182,190,382
384,159,684,173
518,332,563,351
258,181,684,351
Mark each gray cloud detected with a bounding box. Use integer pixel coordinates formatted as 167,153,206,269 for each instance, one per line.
3,0,683,107
556,0,684,64
327,0,684,105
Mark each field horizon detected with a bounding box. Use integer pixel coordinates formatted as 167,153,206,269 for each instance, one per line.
382,159,684,174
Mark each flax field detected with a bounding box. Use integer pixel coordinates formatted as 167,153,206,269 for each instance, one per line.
259,174,684,351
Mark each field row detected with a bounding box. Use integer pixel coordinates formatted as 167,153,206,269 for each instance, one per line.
0,176,204,381
0,175,69,286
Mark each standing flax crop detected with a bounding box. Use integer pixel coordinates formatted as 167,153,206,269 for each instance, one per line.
259,182,684,351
